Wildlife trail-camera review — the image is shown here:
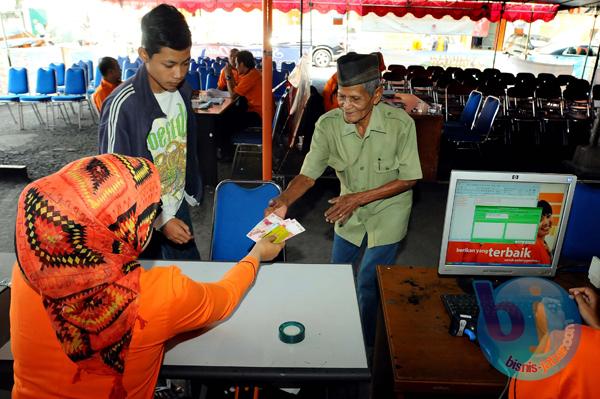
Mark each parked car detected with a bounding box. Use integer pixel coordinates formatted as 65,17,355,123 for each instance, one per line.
269,36,344,67
528,44,599,77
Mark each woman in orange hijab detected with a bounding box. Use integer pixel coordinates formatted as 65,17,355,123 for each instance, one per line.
10,153,283,398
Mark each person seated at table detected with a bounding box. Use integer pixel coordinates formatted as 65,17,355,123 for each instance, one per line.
223,49,263,128
509,286,600,398
92,56,122,112
265,52,421,350
322,51,386,112
10,153,284,399
98,4,202,261
217,48,239,91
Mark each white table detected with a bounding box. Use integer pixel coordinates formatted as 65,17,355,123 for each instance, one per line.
1,260,369,387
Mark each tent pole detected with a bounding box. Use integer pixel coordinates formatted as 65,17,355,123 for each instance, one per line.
300,0,303,59
262,0,273,181
0,13,12,67
590,9,600,84
582,11,597,80
492,2,506,69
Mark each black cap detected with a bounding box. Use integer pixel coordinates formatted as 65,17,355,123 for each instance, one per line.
337,53,380,87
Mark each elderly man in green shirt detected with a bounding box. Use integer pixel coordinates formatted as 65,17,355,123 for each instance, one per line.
266,53,422,347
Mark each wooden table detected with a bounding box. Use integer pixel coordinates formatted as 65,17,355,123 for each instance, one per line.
372,265,588,399
372,265,506,399
384,93,444,182
193,95,234,187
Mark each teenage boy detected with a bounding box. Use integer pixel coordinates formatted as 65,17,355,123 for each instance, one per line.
98,4,202,260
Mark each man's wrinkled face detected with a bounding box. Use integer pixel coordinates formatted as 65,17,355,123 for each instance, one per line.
336,83,380,125
140,46,191,93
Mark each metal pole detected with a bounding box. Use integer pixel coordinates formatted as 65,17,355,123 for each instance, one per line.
262,0,273,180
299,0,303,60
591,13,600,85
492,2,506,69
524,11,533,61
0,13,12,67
582,11,597,80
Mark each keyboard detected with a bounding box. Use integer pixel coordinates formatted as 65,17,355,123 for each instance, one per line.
441,293,479,338
441,293,479,318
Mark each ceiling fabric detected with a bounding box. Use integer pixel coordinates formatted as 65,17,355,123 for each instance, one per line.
108,0,560,22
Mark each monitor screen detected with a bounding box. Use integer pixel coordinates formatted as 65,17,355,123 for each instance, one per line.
438,171,577,276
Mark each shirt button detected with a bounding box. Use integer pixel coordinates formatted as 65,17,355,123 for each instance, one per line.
360,166,364,171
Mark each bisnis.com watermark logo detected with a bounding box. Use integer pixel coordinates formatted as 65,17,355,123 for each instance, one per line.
474,277,581,380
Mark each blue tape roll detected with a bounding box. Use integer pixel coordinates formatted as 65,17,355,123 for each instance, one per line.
278,321,305,344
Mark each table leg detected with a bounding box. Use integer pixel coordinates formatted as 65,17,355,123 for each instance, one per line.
196,114,218,187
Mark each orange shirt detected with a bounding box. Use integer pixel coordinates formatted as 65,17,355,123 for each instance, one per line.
322,73,339,112
93,79,120,112
235,68,262,117
10,256,259,399
217,68,239,91
509,326,600,399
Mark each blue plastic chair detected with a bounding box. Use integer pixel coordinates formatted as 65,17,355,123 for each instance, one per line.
444,90,482,132
84,60,94,83
122,60,138,80
0,67,29,129
185,70,201,91
445,95,501,151
272,69,287,100
561,183,600,264
49,62,65,90
205,68,219,89
51,67,91,130
123,67,137,80
281,61,295,74
231,89,289,174
199,67,208,90
210,180,283,261
20,68,57,129
118,56,128,70
190,59,199,71
94,66,102,88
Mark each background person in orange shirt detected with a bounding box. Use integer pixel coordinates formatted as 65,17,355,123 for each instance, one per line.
10,153,284,398
217,48,239,90
92,57,122,111
219,50,264,159
224,50,262,125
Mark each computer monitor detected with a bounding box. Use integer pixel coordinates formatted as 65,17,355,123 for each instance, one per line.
438,171,577,277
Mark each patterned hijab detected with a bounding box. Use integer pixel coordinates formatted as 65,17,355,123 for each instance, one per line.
15,154,161,398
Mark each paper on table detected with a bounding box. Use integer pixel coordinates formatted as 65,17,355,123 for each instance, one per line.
207,89,231,98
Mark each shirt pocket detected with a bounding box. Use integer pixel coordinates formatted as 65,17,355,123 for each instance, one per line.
328,156,348,188
374,156,400,184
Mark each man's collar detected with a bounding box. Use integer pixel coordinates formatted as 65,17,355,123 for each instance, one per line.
340,103,386,136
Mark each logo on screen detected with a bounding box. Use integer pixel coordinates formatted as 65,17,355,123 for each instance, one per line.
474,277,581,380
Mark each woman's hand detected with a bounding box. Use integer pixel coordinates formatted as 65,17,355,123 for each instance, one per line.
570,287,600,329
249,236,285,263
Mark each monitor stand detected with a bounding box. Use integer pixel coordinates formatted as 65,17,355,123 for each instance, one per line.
456,276,511,294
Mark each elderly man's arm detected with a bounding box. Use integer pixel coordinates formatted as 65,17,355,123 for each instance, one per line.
265,174,316,218
324,179,417,224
